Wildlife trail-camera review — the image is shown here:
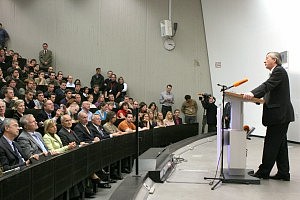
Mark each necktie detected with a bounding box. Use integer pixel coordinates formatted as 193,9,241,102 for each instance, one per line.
12,141,25,164
47,113,52,119
84,125,91,135
96,126,104,137
32,133,48,152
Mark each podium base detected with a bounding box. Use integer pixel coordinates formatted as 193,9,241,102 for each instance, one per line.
223,169,260,185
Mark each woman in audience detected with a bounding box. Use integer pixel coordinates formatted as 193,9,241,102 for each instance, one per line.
138,113,150,130
12,99,25,123
148,102,158,120
43,119,77,153
94,94,105,108
95,102,107,121
103,111,125,135
163,111,175,126
35,70,47,85
117,102,131,119
148,110,157,129
118,76,127,101
156,112,165,127
87,94,97,108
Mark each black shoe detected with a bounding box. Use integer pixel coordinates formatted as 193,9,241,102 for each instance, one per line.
269,173,290,181
98,182,111,188
250,172,269,179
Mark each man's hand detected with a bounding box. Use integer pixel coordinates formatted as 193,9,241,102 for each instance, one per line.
243,92,254,100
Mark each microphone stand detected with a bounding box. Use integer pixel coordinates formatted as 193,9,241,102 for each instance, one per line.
204,84,227,190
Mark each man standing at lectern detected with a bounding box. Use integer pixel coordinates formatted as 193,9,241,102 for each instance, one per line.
243,52,294,181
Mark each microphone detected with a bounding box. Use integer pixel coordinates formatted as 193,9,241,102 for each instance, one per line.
233,78,248,87
227,78,248,90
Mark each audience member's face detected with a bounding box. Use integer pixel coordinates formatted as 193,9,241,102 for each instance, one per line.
44,100,54,112
50,95,56,103
12,70,19,78
27,81,34,89
0,102,6,116
37,93,44,102
108,94,114,101
75,84,81,91
174,110,180,117
111,74,116,82
166,112,173,119
9,80,17,88
67,76,73,83
25,116,38,132
75,94,81,104
126,114,133,123
133,101,139,109
69,104,79,114
60,83,66,90
50,73,56,80
48,84,55,92
26,92,34,101
93,86,99,92
107,104,113,111
7,120,20,138
43,44,48,50
92,115,101,126
5,89,14,99
47,123,57,135
79,113,88,125
66,91,72,99
87,96,93,103
98,95,105,102
158,113,163,120
17,102,25,114
166,86,172,93
82,102,90,110
62,115,72,129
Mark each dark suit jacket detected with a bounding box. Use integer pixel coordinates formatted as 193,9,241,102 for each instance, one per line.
251,65,294,126
73,123,95,143
87,122,110,140
17,131,47,158
36,110,56,123
0,136,29,171
57,127,81,146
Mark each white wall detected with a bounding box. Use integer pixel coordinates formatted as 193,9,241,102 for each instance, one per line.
202,0,300,141
0,0,211,122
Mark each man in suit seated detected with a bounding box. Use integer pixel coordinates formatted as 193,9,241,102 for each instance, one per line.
0,118,39,171
36,100,62,130
88,113,121,140
74,112,100,143
17,114,53,159
57,114,86,147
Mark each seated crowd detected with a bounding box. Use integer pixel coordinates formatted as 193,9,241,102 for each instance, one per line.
0,48,185,198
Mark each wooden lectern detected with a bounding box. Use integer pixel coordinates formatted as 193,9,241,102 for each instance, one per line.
217,91,264,184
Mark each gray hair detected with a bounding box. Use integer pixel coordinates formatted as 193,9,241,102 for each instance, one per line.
1,118,18,132
0,99,6,109
267,52,282,66
19,114,34,129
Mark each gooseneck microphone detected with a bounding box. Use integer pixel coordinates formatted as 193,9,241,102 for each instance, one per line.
226,78,248,90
